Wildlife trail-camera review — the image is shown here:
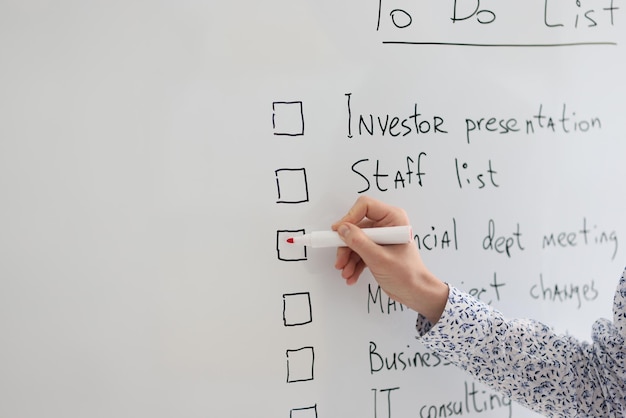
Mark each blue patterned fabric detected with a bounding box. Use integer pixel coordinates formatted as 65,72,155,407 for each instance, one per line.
417,267,626,417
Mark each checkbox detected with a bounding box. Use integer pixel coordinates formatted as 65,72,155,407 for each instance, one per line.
291,405,318,418
275,168,309,204
286,346,315,383
277,229,307,262
283,292,312,327
273,101,304,136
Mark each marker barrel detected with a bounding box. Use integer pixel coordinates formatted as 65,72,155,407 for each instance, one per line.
292,225,413,248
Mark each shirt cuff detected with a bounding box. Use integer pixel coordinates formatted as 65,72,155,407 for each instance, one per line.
416,285,496,348
416,285,461,337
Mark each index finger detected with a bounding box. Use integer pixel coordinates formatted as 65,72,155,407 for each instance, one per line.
332,196,408,229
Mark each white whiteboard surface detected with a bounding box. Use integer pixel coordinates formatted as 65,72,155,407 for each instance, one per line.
1,1,625,417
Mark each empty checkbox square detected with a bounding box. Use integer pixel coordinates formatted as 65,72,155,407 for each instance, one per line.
275,168,309,204
273,101,304,136
286,346,314,383
283,292,312,327
291,405,317,418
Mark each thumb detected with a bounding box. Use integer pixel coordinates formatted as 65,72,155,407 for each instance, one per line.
337,223,381,263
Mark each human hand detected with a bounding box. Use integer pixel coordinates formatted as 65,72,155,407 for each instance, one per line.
332,196,448,323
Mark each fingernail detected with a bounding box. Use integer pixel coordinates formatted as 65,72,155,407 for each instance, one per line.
338,224,350,238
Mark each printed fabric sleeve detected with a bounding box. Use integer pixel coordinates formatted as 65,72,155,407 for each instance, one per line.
416,267,626,418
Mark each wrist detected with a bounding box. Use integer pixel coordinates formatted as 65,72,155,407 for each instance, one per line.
412,271,449,324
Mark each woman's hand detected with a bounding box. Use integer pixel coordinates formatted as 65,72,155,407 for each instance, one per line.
332,196,448,324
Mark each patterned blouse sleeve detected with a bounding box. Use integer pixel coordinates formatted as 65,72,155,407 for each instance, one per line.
416,267,626,417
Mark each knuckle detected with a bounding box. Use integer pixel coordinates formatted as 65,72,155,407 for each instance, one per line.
349,233,365,247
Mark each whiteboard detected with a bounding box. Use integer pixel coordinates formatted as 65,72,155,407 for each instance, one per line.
1,1,625,417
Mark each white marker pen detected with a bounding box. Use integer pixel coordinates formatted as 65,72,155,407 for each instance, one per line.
286,225,413,248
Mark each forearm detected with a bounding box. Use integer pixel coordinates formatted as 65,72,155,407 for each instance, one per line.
417,287,602,417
